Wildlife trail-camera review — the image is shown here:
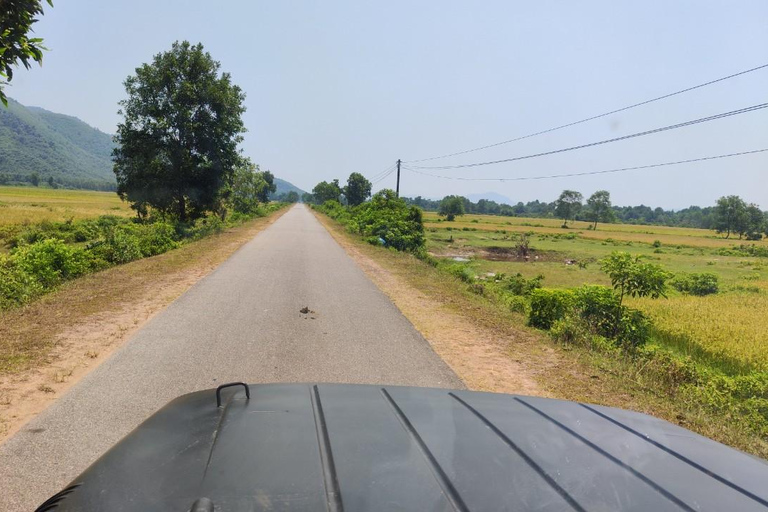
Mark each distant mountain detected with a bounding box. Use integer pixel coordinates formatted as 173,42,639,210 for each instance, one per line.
271,178,305,198
0,99,116,190
465,192,513,204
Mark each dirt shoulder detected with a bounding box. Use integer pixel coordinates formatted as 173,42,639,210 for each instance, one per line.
0,208,288,444
315,211,566,397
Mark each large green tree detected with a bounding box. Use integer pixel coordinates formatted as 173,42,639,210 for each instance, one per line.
586,190,614,230
438,195,465,221
554,190,582,227
312,179,342,204
227,159,274,214
113,41,246,221
713,195,746,239
344,172,372,206
0,0,52,106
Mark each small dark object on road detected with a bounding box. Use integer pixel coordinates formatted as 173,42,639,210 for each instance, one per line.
37,383,768,511
299,306,310,314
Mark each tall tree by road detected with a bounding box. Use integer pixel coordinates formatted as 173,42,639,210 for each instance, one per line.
344,172,372,206
113,41,246,221
713,195,747,239
586,190,614,230
0,0,52,106
312,179,342,204
555,190,583,227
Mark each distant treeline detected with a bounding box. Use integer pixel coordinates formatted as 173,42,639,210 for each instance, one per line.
0,172,117,191
404,195,720,230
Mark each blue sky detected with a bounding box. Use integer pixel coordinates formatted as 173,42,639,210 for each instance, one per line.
10,1,768,209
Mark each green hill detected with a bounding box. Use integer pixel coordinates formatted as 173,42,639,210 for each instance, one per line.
271,178,305,199
0,99,116,190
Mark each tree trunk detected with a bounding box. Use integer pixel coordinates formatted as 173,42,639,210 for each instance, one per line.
178,195,186,222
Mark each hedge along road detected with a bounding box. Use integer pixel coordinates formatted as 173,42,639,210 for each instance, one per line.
0,204,462,511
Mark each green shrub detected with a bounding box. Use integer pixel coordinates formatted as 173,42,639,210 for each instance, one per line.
573,285,619,337
615,309,652,348
528,288,575,329
501,294,529,314
95,227,143,264
550,315,592,347
135,222,179,256
353,190,425,253
503,273,544,295
0,255,43,309
444,263,475,283
12,239,92,287
671,272,719,296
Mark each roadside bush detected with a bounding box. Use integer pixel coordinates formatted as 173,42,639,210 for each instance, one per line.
12,239,92,287
353,190,425,252
550,315,593,347
94,227,143,264
615,309,652,348
0,255,43,309
500,294,529,314
528,288,575,329
573,285,619,336
671,272,719,296
134,222,179,256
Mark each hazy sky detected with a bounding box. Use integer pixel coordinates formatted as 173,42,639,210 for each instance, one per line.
10,1,768,209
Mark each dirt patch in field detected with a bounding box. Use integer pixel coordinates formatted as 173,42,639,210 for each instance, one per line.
0,208,288,445
315,213,555,396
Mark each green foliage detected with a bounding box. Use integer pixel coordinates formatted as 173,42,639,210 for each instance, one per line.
714,195,747,239
113,41,246,221
671,272,720,296
443,263,475,283
0,203,281,310
227,160,274,214
528,288,575,329
353,190,425,252
312,179,343,204
554,190,582,227
585,190,614,229
600,251,670,304
573,285,619,336
0,254,43,309
0,99,116,190
438,195,465,221
0,0,52,106
344,172,372,207
13,238,91,287
502,272,544,295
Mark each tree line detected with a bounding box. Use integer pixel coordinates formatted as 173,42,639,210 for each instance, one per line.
405,191,768,239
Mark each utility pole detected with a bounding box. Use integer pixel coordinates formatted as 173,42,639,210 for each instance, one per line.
396,159,401,197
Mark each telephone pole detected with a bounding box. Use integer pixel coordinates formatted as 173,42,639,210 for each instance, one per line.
395,159,401,197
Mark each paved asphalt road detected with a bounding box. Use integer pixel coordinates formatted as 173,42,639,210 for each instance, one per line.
0,204,462,511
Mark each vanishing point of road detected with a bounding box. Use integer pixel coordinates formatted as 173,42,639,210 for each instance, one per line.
0,204,462,511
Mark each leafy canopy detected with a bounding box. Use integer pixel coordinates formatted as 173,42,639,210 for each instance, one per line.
0,0,52,106
438,195,465,221
600,251,670,304
227,159,275,214
113,41,246,221
344,172,372,206
312,179,342,204
586,190,614,229
554,190,583,226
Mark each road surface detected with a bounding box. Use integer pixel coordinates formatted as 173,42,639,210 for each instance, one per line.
0,204,462,511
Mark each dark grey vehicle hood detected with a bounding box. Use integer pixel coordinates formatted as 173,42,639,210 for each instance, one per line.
40,383,768,511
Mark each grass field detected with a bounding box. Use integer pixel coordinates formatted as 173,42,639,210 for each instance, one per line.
424,211,768,372
0,186,130,226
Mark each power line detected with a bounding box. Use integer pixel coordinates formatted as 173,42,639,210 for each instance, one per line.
405,62,768,163
408,102,768,170
372,166,397,185
367,162,397,181
401,148,768,182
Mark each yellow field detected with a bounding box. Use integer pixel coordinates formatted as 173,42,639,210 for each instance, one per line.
423,212,768,249
424,211,768,372
0,186,131,225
